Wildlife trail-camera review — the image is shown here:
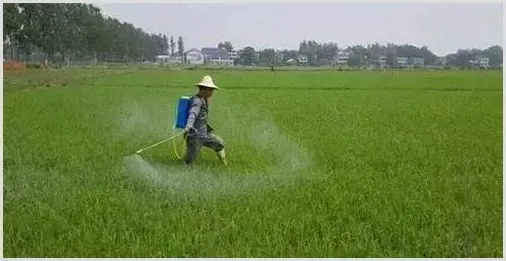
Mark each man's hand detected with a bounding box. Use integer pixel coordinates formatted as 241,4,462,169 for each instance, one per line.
183,127,192,139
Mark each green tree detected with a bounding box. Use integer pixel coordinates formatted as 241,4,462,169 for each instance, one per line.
3,3,22,59
299,40,309,55
218,41,234,52
259,48,276,66
346,45,367,67
451,49,473,67
420,46,437,65
306,40,320,65
170,36,175,56
13,3,165,63
162,34,169,55
177,36,184,56
386,52,395,67
238,46,256,65
482,45,502,66
347,53,362,67
445,53,458,67
281,49,298,61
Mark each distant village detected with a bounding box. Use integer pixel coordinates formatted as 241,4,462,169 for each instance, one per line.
155,47,494,69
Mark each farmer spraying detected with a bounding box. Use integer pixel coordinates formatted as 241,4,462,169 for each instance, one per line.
183,75,227,166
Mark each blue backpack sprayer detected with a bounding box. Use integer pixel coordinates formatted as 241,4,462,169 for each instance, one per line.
135,96,190,158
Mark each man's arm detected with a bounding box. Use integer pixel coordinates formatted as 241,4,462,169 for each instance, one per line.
184,98,202,133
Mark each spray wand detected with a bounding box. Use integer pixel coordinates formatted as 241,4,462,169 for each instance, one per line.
135,132,184,154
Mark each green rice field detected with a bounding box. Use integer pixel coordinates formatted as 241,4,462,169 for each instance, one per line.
2,67,503,257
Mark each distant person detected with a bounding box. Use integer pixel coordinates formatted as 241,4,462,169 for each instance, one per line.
183,75,227,166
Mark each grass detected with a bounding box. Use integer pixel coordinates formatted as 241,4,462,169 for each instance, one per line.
2,68,503,257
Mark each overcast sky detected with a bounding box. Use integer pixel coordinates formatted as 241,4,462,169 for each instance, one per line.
94,1,503,56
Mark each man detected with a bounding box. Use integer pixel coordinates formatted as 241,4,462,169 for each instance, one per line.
183,75,227,166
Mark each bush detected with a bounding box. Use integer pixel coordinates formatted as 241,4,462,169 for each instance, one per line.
26,63,41,69
3,60,26,71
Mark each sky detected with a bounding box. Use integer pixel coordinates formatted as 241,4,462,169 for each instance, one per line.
94,1,503,56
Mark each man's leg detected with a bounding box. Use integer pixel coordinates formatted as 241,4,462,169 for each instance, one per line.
203,134,227,166
184,136,203,164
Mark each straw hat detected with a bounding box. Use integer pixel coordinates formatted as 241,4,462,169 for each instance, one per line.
195,75,220,90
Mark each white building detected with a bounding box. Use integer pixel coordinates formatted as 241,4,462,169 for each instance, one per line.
335,51,350,65
285,58,297,65
201,48,234,66
470,57,490,68
396,57,409,67
478,57,490,68
156,55,183,64
156,55,171,63
436,56,446,66
298,54,308,64
184,48,204,65
411,57,425,67
376,55,387,67
228,51,238,60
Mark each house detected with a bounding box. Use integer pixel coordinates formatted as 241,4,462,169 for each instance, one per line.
319,59,330,66
297,54,308,64
285,58,297,65
156,55,171,63
396,57,409,67
275,52,284,64
156,55,183,64
436,56,446,66
371,54,387,68
335,51,350,65
228,51,238,60
201,47,233,66
411,57,425,67
255,51,261,61
376,55,387,67
478,57,490,68
169,56,183,64
184,48,204,65
469,57,489,68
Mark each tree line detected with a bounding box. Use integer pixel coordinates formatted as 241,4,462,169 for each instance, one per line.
3,3,183,64
231,42,502,68
3,3,503,68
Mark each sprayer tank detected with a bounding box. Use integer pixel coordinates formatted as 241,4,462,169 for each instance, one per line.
175,96,190,129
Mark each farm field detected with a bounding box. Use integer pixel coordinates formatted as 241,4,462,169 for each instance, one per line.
2,68,503,257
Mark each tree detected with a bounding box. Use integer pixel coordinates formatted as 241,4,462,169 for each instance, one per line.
170,36,175,56
318,42,338,60
420,46,437,65
162,34,169,55
482,45,502,66
445,53,457,67
386,52,395,67
177,36,184,56
453,49,472,67
238,46,256,65
218,41,233,52
4,3,172,64
259,48,276,66
296,40,323,65
347,53,362,67
299,40,309,55
3,3,22,59
280,49,298,64
366,43,383,64
3,4,20,41
346,45,368,67
306,40,320,65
